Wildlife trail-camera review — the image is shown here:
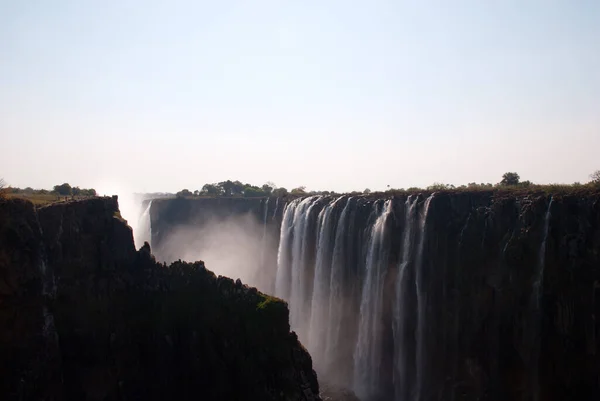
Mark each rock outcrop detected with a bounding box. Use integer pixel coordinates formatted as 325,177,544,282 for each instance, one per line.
0,197,320,401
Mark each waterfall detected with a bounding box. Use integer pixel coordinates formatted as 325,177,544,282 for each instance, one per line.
324,197,353,371
393,195,418,401
353,199,394,400
308,196,344,365
532,197,552,401
289,196,321,341
275,198,301,301
415,195,434,401
536,197,553,296
135,200,152,249
259,198,270,268
273,197,280,221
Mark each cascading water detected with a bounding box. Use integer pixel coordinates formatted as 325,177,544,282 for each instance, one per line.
324,197,353,372
288,196,321,340
245,192,567,401
135,200,152,249
536,197,553,299
273,197,280,221
393,195,418,401
275,198,301,301
353,199,394,400
259,198,270,267
308,196,344,366
415,195,434,401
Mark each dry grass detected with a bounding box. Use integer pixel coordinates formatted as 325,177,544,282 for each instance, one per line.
6,193,72,206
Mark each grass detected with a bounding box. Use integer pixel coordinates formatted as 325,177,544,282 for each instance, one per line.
5,192,64,206
257,293,282,311
5,193,97,206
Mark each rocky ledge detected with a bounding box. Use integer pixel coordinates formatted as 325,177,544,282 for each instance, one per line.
0,196,320,401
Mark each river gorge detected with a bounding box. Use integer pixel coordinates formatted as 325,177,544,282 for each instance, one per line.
146,191,600,401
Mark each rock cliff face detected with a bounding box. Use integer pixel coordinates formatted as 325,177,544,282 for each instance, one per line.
148,191,600,401
0,197,320,401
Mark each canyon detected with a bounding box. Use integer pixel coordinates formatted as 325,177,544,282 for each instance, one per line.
148,191,600,401
1,190,598,401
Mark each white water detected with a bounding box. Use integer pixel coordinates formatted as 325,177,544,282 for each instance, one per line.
289,196,321,340
353,199,394,400
324,197,353,371
393,195,418,400
308,196,343,365
415,195,434,401
275,199,301,301
272,197,280,221
259,198,270,270
536,197,553,296
134,200,152,249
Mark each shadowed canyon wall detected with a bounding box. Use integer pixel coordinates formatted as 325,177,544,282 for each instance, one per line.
149,193,600,401
0,197,320,401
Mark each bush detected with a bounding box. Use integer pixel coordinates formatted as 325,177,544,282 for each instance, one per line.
54,183,72,196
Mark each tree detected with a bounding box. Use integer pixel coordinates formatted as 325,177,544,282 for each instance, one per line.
427,182,455,191
272,187,288,197
261,183,274,195
201,183,222,196
500,172,520,186
72,186,81,196
363,188,371,194
590,170,600,184
243,186,266,197
291,186,306,195
176,189,193,198
217,180,244,196
54,183,72,196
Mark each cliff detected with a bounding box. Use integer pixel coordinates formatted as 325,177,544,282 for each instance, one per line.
415,191,600,401
0,197,320,401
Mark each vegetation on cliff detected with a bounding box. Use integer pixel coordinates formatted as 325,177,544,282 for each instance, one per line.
170,170,600,199
171,170,600,201
1,181,97,205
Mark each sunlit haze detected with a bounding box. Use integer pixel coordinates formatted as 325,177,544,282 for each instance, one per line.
2,1,599,193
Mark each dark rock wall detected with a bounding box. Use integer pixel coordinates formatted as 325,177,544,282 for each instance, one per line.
412,192,600,401
0,197,320,401
0,198,62,400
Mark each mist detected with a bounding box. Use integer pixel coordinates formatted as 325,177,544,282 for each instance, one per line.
94,181,150,249
153,213,279,292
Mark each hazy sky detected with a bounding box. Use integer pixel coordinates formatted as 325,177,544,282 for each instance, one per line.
1,1,599,193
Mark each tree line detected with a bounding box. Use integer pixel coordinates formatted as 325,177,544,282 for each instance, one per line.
0,181,97,197
175,172,600,199
175,180,311,198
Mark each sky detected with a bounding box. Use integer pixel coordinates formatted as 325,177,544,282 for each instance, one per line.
1,0,599,194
